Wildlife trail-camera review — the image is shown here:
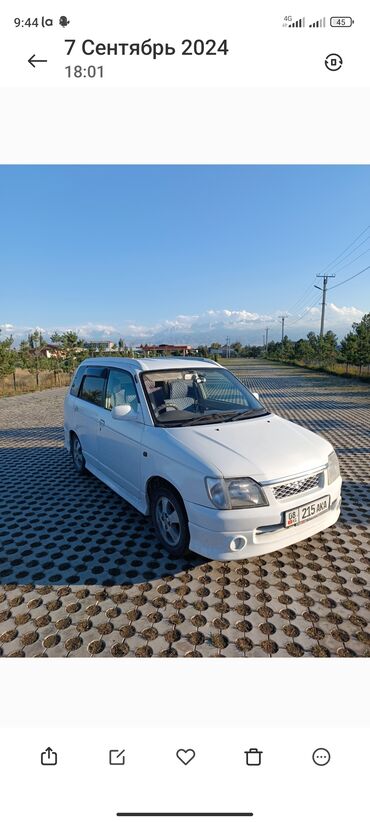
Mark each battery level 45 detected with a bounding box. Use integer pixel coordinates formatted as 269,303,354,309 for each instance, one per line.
330,17,354,27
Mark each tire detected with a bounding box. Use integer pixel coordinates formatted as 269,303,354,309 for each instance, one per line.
150,484,190,558
71,433,86,475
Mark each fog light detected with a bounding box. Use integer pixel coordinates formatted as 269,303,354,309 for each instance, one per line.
229,535,247,552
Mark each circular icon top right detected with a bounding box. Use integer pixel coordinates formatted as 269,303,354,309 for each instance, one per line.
325,53,343,71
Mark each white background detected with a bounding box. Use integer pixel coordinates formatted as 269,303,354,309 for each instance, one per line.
2,87,370,163
2,659,369,729
0,3,369,821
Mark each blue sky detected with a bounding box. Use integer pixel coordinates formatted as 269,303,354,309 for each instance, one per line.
0,165,369,344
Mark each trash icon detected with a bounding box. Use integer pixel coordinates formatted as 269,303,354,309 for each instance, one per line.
244,747,263,766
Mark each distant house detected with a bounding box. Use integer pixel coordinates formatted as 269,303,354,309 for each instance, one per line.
138,344,196,357
84,340,117,352
33,344,65,360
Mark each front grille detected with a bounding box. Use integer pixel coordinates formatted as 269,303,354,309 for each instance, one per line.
272,472,322,501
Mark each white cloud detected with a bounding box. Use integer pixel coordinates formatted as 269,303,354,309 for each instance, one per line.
1,302,365,346
327,303,364,320
74,323,118,339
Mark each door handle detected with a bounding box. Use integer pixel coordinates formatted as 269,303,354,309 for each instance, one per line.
99,419,105,426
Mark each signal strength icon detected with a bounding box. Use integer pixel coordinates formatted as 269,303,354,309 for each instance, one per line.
309,17,326,27
288,17,305,27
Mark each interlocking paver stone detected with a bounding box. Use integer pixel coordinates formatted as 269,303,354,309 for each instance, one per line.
0,361,369,656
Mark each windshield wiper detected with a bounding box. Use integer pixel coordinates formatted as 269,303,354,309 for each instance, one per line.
183,412,229,426
162,409,269,428
222,408,269,422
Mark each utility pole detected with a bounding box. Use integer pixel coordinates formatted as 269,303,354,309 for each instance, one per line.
225,335,230,358
279,315,287,344
315,274,336,337
265,327,269,356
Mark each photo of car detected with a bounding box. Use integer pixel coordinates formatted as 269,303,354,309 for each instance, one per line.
64,357,342,561
1,163,368,659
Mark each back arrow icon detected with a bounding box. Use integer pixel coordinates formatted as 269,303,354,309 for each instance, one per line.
28,54,48,68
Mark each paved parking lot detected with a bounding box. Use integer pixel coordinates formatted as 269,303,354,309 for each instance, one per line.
0,361,369,657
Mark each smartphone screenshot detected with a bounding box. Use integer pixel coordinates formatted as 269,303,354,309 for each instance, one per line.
0,2,369,820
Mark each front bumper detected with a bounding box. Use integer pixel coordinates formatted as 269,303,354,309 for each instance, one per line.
186,476,342,560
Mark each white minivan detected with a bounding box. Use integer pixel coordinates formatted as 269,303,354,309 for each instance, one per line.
64,357,341,560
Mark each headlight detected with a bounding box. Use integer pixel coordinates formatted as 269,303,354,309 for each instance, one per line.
327,450,340,484
205,477,269,510
205,478,228,509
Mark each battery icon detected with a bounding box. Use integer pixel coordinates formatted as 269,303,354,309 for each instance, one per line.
330,17,354,27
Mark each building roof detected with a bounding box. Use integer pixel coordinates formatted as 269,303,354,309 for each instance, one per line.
139,344,193,350
80,356,221,372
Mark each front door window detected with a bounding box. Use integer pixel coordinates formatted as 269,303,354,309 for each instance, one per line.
105,369,138,412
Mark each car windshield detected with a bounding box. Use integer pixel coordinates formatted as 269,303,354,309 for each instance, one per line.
141,367,268,427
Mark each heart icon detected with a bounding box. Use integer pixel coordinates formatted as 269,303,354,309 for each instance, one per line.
176,748,196,765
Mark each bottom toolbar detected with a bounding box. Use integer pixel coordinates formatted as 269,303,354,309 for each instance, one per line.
0,727,366,821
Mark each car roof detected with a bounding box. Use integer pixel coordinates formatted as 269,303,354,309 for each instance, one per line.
80,357,222,372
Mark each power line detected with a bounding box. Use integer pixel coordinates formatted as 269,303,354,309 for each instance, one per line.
328,246,370,276
324,237,369,273
328,263,370,292
282,226,370,331
285,279,317,315
286,291,318,320
285,294,322,327
321,224,370,273
274,262,369,335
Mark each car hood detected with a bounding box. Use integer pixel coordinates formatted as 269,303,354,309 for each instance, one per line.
166,414,331,482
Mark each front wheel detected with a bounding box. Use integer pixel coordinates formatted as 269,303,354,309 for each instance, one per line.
151,485,190,558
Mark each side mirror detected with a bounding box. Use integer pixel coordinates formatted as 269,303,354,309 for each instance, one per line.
111,404,142,421
252,391,260,401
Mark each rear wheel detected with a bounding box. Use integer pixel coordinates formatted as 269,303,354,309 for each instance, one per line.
150,484,189,558
71,434,86,474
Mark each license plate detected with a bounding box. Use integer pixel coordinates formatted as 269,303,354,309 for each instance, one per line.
284,495,330,528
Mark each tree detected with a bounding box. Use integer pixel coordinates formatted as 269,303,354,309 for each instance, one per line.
50,330,84,349
27,329,46,349
281,335,295,359
319,330,338,364
248,346,262,358
0,330,16,376
50,330,86,370
352,312,370,372
267,340,281,358
294,338,313,362
341,331,358,372
340,313,370,373
306,331,320,360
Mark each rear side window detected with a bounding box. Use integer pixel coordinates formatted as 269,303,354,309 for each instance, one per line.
70,366,86,397
79,375,105,406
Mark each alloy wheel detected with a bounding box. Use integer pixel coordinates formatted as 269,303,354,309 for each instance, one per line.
155,495,181,547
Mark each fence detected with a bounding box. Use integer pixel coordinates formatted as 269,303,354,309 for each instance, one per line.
0,369,73,397
291,359,370,378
